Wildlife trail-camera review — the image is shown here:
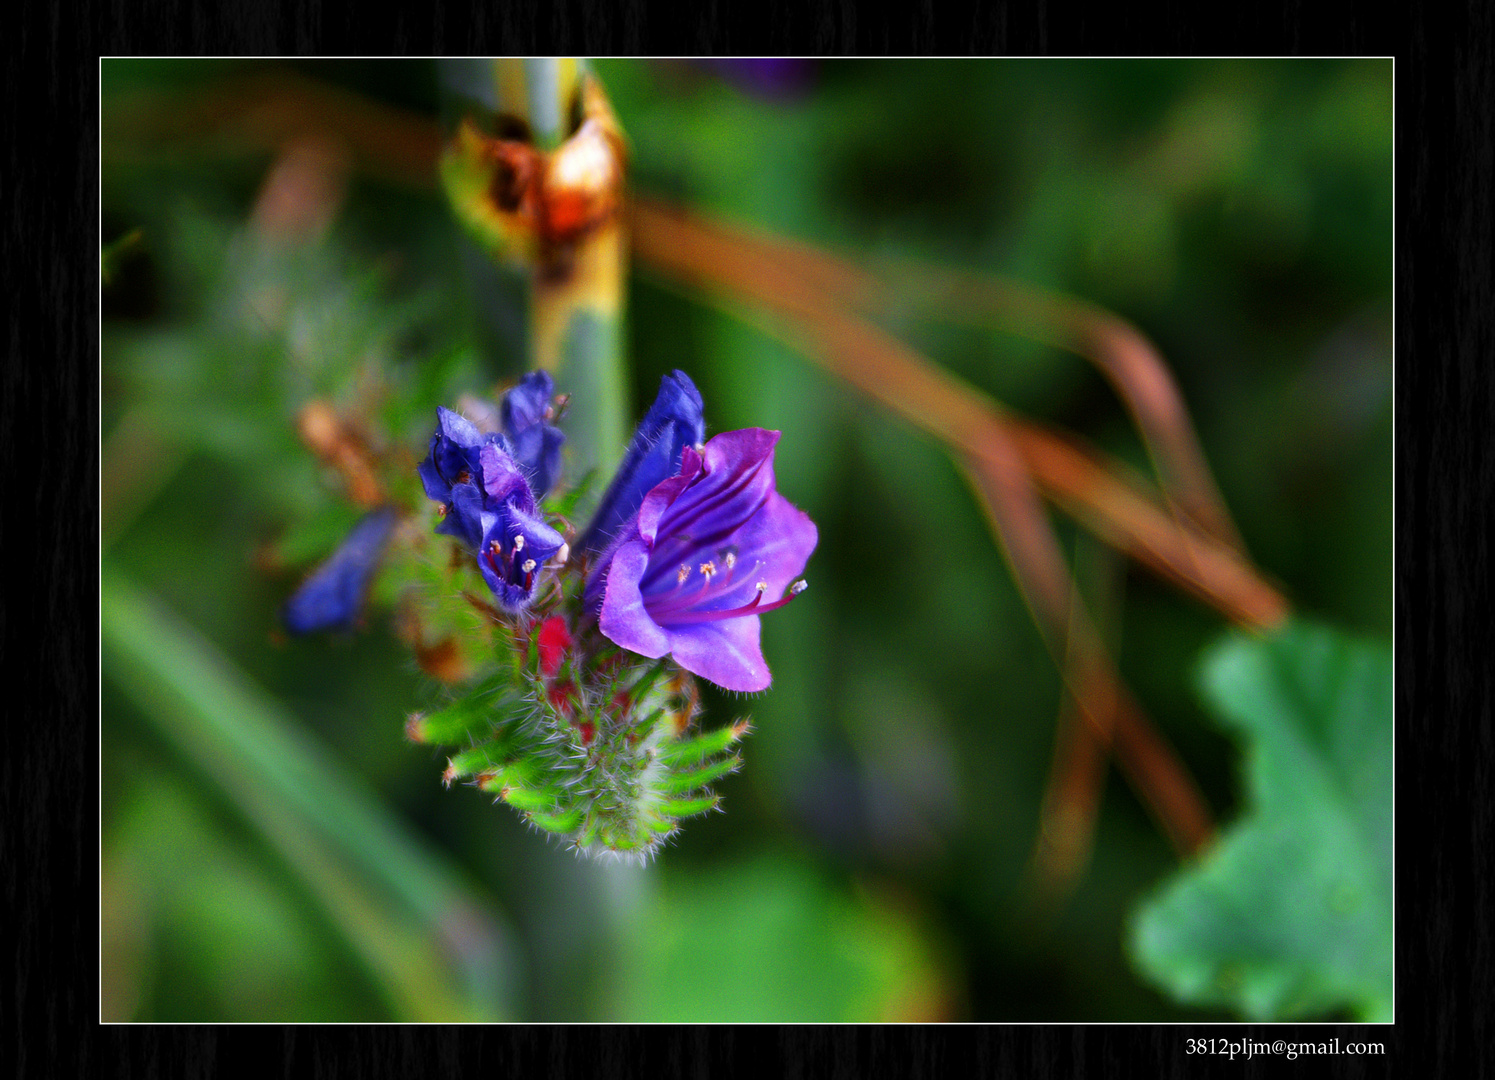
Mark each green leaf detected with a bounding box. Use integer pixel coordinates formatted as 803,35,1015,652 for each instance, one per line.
1128,618,1392,1021
608,856,950,1021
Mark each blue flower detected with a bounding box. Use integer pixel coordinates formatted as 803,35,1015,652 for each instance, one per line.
472,443,566,612
282,506,399,635
417,395,565,614
577,370,705,555
586,429,817,692
499,370,566,500
417,405,502,549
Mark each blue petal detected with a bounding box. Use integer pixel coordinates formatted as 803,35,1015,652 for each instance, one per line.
501,370,554,435
282,507,398,635
500,371,566,499
477,501,566,612
578,370,705,553
436,481,488,549
419,406,507,503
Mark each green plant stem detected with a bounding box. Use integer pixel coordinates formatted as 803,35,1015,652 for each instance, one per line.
440,58,630,485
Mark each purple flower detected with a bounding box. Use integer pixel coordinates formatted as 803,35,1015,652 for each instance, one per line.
417,406,503,549
586,428,817,693
577,370,705,555
417,395,565,613
282,506,398,635
473,443,566,612
499,371,566,500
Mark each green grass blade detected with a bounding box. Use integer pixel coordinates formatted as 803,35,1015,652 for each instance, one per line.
101,564,518,1019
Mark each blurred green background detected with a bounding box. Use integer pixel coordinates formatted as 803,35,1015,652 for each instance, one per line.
101,58,1391,1022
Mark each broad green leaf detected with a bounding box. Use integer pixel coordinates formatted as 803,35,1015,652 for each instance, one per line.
609,856,950,1022
1129,619,1391,1021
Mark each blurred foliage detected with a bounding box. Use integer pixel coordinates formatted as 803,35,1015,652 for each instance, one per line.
1131,620,1392,1022
102,59,1390,1021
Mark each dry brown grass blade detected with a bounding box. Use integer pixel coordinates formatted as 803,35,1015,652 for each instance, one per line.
1005,422,1287,629
962,460,1214,858
1027,541,1123,908
877,259,1245,553
629,201,1216,857
103,69,444,190
631,197,1246,554
630,200,1287,631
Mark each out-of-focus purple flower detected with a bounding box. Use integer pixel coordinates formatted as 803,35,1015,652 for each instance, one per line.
282,506,398,635
703,59,816,100
577,370,705,555
473,443,566,611
499,370,566,500
587,428,817,693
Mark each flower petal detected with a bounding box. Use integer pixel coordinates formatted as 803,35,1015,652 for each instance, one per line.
501,370,554,434
500,371,566,498
479,442,536,512
577,370,705,552
597,539,672,659
478,501,565,612
282,507,398,634
592,426,818,693
640,429,781,594
664,614,771,693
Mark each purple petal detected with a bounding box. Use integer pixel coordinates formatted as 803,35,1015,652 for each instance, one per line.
577,370,705,553
640,429,781,592
596,540,673,659
436,481,487,549
665,612,771,693
500,371,566,498
420,405,505,503
479,442,536,512
500,370,553,434
477,501,565,612
593,427,818,693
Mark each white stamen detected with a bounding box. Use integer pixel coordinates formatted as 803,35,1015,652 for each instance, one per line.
790,580,808,595
699,560,717,581
678,564,692,585
724,552,737,570
512,534,525,552
521,558,537,573
755,581,767,593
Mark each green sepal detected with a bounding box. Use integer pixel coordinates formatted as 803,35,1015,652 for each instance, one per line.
444,741,519,782
651,794,721,819
496,785,565,813
658,721,748,767
657,754,741,796
525,805,585,834
474,758,547,793
407,677,528,746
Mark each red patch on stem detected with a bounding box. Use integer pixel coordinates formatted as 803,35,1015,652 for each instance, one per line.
547,681,576,719
537,616,573,679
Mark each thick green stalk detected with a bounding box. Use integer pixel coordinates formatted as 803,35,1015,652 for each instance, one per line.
439,58,630,486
